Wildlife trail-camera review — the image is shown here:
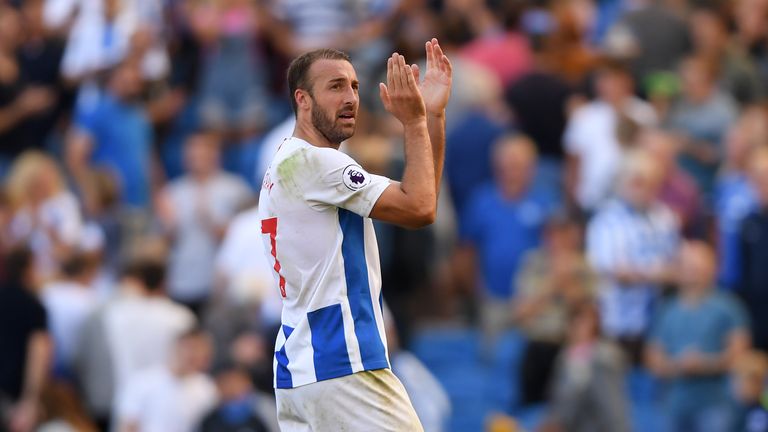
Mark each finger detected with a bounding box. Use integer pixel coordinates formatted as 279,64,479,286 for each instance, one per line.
379,82,391,110
397,54,409,89
405,61,418,90
387,55,397,92
411,64,420,83
432,41,446,72
425,40,433,72
442,54,453,76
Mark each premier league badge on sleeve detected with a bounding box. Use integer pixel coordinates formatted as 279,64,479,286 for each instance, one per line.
342,164,370,191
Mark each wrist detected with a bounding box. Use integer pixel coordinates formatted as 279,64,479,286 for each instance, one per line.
427,110,445,119
401,115,427,128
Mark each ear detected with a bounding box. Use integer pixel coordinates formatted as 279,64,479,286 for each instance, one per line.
295,89,311,111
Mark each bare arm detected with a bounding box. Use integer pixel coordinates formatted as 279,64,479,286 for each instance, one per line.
418,39,452,197
369,53,435,229
9,331,52,432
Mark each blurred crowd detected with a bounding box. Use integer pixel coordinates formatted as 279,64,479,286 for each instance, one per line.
1,0,768,431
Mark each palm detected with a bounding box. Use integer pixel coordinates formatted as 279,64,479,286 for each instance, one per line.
418,39,453,115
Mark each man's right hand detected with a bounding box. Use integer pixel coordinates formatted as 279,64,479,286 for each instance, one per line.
379,53,426,126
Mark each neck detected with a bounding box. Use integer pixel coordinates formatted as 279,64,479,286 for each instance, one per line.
681,286,710,304
293,120,339,149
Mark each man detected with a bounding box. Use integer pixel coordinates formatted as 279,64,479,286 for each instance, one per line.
77,256,195,426
0,248,52,432
258,39,451,430
646,241,750,432
587,150,680,363
564,60,657,213
456,134,558,335
737,146,768,350
66,60,154,210
156,132,252,314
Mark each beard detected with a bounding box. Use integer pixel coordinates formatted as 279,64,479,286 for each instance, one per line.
310,97,355,145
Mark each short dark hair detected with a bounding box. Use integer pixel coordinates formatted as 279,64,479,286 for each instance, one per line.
286,48,351,114
121,257,166,292
3,246,34,286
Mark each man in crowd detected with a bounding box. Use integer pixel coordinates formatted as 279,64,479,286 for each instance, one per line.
587,150,679,363
646,241,750,432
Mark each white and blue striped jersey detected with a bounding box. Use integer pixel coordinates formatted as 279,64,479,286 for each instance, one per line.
257,137,392,389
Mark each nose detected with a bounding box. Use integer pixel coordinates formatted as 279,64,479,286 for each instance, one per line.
342,85,358,107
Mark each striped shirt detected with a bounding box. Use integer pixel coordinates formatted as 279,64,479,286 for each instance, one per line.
587,199,680,337
257,137,392,389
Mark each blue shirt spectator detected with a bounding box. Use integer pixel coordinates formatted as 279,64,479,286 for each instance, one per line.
647,242,750,432
459,135,557,300
67,62,153,209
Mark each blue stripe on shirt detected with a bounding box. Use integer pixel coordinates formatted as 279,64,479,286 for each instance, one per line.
338,209,388,370
307,303,353,381
275,325,294,389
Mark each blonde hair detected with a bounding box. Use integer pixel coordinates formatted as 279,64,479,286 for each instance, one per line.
619,149,662,186
5,151,66,210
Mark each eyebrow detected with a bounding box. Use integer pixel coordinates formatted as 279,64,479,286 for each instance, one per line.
327,77,359,87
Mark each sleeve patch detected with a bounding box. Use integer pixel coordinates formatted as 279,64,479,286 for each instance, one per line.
342,164,371,191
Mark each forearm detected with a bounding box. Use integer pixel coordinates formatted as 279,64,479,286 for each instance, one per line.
400,119,435,214
427,111,445,197
22,332,51,402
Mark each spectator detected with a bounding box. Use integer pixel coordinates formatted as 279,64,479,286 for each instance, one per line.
459,2,533,87
41,252,100,380
116,328,217,432
689,7,764,105
0,2,61,174
587,150,679,363
66,60,154,210
77,254,195,425
646,240,750,432
639,128,703,236
512,214,596,406
6,151,83,279
715,111,765,290
667,56,739,198
543,301,630,432
505,44,574,199
0,247,53,432
59,0,169,82
564,59,657,213
737,146,768,350
602,0,690,83
156,132,252,314
200,363,278,432
456,135,558,335
190,0,270,137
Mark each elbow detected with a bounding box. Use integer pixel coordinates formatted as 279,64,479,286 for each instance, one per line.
406,206,436,229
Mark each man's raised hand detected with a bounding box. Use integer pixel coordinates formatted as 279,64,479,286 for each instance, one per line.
414,38,452,116
379,53,427,126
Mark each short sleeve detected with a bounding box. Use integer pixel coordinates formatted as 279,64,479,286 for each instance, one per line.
302,147,391,218
30,298,47,332
721,294,749,333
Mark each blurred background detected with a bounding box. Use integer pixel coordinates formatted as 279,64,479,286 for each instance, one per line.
1,0,768,431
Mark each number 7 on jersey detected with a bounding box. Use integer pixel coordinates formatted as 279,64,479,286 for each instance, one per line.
261,217,287,298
